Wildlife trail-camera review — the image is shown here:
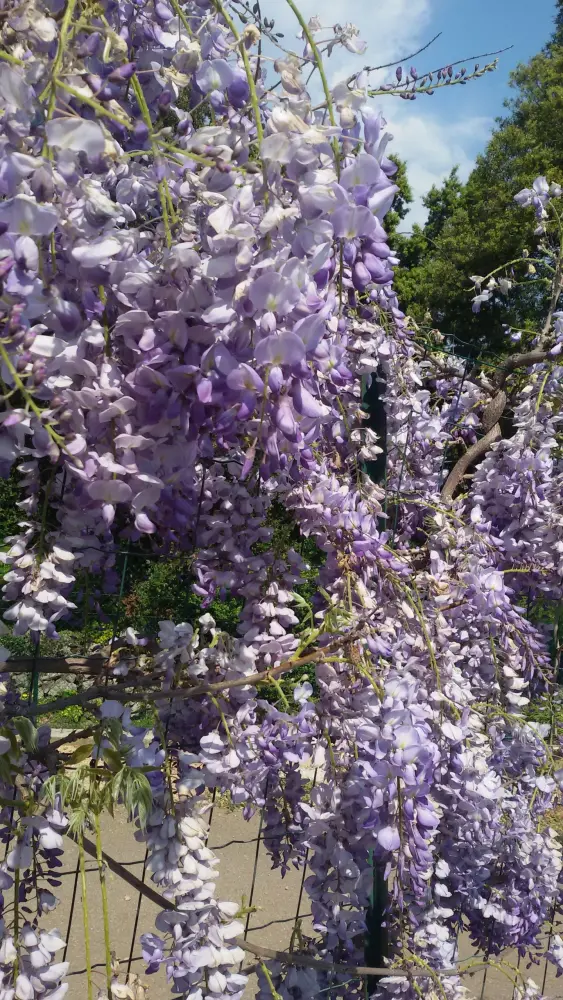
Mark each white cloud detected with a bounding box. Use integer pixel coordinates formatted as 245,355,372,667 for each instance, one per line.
260,0,433,80
384,111,493,227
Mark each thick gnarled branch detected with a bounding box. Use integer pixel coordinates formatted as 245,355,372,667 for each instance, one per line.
441,423,502,501
440,346,554,500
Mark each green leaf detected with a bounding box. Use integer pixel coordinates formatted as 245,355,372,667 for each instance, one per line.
12,717,38,752
67,766,89,807
104,718,123,749
108,768,124,804
68,744,94,765
40,774,58,806
296,626,322,654
1,728,19,756
127,769,153,829
67,805,89,838
0,757,14,783
289,591,311,609
102,748,123,773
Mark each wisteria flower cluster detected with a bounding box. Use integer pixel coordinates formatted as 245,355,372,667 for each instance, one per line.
0,1,563,999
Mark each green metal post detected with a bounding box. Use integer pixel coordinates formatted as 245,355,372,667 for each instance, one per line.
365,855,389,996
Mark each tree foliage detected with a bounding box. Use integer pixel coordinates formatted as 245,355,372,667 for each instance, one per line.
394,18,563,355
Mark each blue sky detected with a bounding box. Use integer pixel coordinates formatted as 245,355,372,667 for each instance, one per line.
260,0,557,224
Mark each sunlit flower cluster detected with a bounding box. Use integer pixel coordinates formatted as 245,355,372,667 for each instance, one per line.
0,1,562,999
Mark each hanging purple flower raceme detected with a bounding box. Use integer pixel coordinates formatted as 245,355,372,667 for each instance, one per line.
0,3,563,1000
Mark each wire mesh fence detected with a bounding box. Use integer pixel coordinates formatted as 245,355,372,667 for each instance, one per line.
10,716,558,1000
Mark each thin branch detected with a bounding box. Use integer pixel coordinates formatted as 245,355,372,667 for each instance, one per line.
415,348,487,393
283,0,337,133
80,834,165,907
540,248,563,343
348,32,442,81
418,44,513,79
19,628,369,718
11,671,167,718
50,726,98,750
5,656,109,676
77,835,477,980
240,938,495,980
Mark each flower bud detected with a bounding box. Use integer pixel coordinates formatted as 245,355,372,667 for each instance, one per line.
174,41,201,74
155,1,173,20
0,252,13,278
132,121,150,144
86,73,103,94
260,312,276,334
353,261,371,291
108,61,137,82
31,164,55,202
32,362,46,385
177,114,192,136
78,31,102,56
343,241,357,266
16,351,31,372
268,366,283,392
314,267,329,288
339,106,356,129
50,295,82,334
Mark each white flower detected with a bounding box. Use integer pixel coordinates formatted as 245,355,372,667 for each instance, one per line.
72,236,122,266
46,117,105,156
15,973,34,1000
31,16,57,42
7,841,32,871
0,65,31,111
0,194,57,236
293,680,313,704
40,930,66,952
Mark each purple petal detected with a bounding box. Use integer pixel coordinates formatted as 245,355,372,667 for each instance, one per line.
292,380,329,419
368,185,398,220
255,333,305,367
88,480,133,503
378,826,400,851
226,364,264,393
46,117,105,156
340,153,381,190
250,272,301,316
332,204,377,239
